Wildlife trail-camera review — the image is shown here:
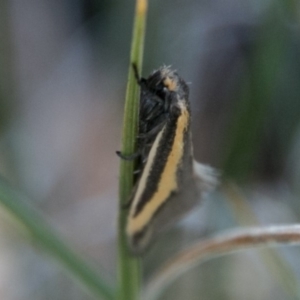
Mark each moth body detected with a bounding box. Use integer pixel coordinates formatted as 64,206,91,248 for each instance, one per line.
126,66,217,254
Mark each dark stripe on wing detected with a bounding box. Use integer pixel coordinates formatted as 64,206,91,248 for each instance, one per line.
133,101,182,217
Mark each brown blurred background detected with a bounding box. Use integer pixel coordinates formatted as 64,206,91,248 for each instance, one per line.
0,0,300,299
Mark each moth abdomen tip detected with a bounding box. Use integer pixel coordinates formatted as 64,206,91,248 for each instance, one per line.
127,227,153,255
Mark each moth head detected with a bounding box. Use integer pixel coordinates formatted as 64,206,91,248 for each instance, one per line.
145,66,189,104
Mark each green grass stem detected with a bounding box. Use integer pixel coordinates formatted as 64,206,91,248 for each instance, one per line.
117,0,148,300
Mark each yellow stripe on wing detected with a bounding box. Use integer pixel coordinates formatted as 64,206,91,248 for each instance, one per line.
126,103,189,236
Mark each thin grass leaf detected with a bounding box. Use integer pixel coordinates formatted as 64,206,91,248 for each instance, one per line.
223,182,300,299
0,178,115,300
143,225,300,300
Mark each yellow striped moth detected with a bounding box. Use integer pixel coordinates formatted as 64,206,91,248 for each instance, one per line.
123,66,217,254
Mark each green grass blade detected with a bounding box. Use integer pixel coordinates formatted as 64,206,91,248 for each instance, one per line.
222,5,287,180
0,178,115,300
117,0,148,299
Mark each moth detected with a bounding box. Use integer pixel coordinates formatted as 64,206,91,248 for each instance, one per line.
123,66,217,254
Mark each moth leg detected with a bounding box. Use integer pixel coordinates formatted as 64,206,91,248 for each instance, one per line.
139,121,165,139
122,199,133,210
132,63,140,83
144,102,165,121
132,63,147,86
133,169,141,174
116,151,140,161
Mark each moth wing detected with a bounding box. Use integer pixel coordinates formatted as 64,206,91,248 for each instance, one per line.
193,160,219,193
127,133,198,254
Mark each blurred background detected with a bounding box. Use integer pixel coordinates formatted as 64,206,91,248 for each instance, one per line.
0,0,300,299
